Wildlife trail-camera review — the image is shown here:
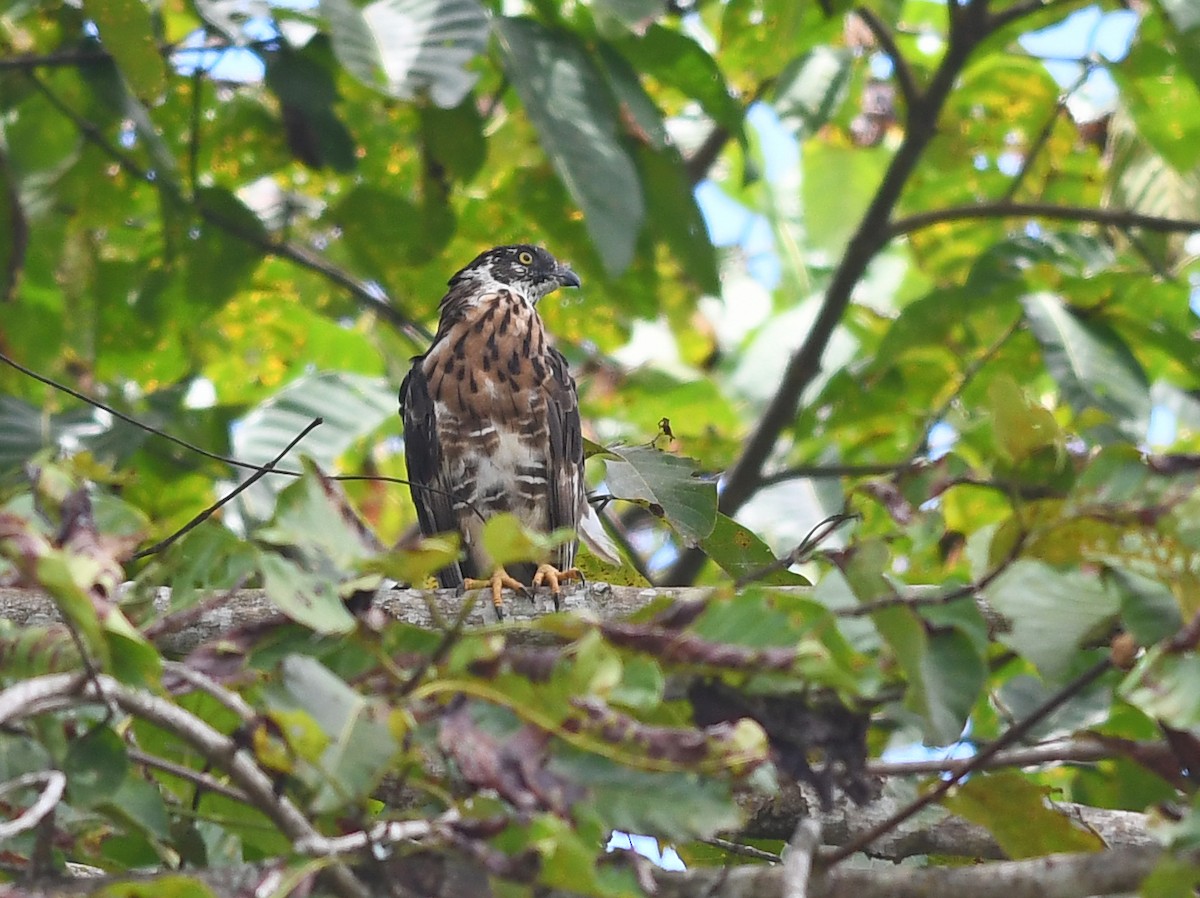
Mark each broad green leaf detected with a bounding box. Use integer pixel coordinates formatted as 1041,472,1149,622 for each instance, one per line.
772,46,854,135
550,747,744,840
65,726,129,809
601,444,717,543
1122,646,1200,728
617,26,744,135
0,148,25,302
257,460,381,570
85,0,166,99
480,512,575,569
1022,292,1152,437
186,188,266,314
700,512,808,586
265,48,356,172
367,534,461,585
841,541,972,741
419,100,486,182
102,775,172,842
943,771,1105,858
985,374,1064,463
321,0,488,107
232,372,396,519
278,655,399,812
255,549,358,635
1114,23,1200,172
94,876,219,898
0,397,102,473
983,559,1120,679
496,17,644,275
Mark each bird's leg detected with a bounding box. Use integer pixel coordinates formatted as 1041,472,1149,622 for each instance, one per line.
531,564,584,610
464,568,528,619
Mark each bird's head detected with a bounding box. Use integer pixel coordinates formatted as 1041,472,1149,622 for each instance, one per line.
449,244,581,305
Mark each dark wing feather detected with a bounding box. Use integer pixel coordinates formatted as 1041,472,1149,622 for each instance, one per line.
399,360,465,589
544,347,585,570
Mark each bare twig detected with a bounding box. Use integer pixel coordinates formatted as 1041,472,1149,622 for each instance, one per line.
702,836,782,862
131,417,323,560
824,655,1112,866
887,202,1200,240
25,73,432,343
0,770,66,840
664,0,994,586
784,819,822,898
854,7,919,109
734,513,858,588
0,673,371,898
127,748,248,803
865,737,1152,777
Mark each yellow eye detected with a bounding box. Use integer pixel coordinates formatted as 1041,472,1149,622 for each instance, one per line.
518,251,534,265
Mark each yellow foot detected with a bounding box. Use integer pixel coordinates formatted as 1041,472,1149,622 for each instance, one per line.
464,568,528,619
531,565,584,609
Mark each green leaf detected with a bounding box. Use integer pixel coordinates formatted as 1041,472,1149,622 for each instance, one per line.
102,775,171,842
1121,646,1200,728
1114,31,1200,172
550,747,743,840
480,512,575,570
93,876,220,898
368,534,461,585
0,148,25,302
255,549,358,635
985,374,1064,463
1022,292,1152,437
618,26,743,135
420,100,486,182
84,0,165,99
983,559,1120,679
232,372,396,519
496,17,644,275
278,655,399,812
320,0,488,107
772,46,853,135
601,444,717,543
841,541,973,741
943,771,1105,858
699,513,808,586
186,188,267,314
65,726,129,809
265,47,357,172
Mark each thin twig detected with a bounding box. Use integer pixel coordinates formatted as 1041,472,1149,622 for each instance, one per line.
907,314,1023,462
855,7,919,109
25,73,432,343
128,748,248,803
131,417,323,560
702,836,782,863
734,513,858,589
823,655,1112,866
0,771,66,840
866,737,1152,777
0,350,479,524
887,201,1200,241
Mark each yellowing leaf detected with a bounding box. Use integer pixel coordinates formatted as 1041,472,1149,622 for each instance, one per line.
944,771,1105,858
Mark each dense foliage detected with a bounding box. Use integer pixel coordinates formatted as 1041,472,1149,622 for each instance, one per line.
3,0,1200,895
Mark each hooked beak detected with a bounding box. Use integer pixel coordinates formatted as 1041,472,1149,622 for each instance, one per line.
557,266,581,289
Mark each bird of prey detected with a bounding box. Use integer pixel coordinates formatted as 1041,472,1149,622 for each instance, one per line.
399,245,616,614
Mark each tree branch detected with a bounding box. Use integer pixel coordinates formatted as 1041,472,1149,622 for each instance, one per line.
854,7,919,110
887,201,1200,240
25,73,433,343
664,2,992,586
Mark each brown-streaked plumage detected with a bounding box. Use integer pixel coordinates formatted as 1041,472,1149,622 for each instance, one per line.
399,245,610,614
